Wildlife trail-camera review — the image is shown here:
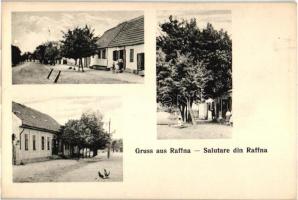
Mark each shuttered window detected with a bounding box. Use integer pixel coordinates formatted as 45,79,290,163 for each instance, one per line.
102,49,106,59
25,134,28,151
98,50,101,59
130,49,134,62
33,135,36,150
47,137,50,150
41,136,45,150
113,50,118,61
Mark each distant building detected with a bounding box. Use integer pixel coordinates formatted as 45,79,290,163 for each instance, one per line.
12,102,70,165
90,15,144,75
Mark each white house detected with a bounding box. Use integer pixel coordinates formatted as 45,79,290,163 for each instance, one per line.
90,15,144,75
12,102,63,164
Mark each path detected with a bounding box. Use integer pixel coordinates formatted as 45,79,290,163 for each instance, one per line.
13,153,123,182
157,123,232,139
12,62,143,84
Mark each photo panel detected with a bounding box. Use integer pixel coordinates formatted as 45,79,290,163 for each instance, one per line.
12,11,144,84
156,10,232,139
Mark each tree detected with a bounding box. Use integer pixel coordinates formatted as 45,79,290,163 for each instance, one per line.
44,41,60,65
61,111,111,158
157,16,232,122
111,139,123,152
34,44,47,64
11,45,22,66
60,25,99,72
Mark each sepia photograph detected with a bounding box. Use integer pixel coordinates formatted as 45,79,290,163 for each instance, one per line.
12,96,123,182
156,10,232,139
11,11,144,84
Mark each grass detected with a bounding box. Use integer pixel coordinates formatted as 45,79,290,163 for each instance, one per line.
12,62,143,84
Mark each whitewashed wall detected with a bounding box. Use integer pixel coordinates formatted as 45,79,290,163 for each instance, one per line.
90,54,108,67
13,117,55,164
124,44,144,71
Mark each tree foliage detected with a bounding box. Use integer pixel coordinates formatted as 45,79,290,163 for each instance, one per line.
60,25,98,71
33,41,61,65
11,45,22,66
111,139,123,152
44,42,60,65
61,111,111,157
157,16,232,121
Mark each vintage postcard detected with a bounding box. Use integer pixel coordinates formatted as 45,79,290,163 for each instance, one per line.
1,1,297,200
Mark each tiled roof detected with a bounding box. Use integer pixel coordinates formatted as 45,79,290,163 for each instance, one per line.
109,15,144,47
12,102,61,133
96,15,144,48
96,23,126,48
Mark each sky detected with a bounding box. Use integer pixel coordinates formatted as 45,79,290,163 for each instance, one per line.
157,10,232,36
13,96,123,139
12,11,143,53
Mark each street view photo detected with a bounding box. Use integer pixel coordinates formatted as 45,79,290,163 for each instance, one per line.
156,10,232,139
12,96,123,182
12,11,144,84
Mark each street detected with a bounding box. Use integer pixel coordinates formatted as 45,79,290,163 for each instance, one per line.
13,153,123,182
12,62,143,84
157,123,232,139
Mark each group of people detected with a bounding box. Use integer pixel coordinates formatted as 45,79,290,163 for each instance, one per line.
112,59,124,73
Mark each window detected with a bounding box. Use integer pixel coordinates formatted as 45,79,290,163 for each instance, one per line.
98,50,101,59
130,49,134,62
113,50,118,61
47,137,50,150
119,50,124,59
19,135,22,150
25,134,28,151
41,136,45,150
102,49,106,59
137,53,145,71
33,135,36,150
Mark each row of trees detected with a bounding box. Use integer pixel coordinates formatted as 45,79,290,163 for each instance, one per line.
12,45,25,66
157,16,232,123
60,111,112,158
12,25,99,71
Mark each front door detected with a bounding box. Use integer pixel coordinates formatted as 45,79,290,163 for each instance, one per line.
119,50,126,70
137,53,144,71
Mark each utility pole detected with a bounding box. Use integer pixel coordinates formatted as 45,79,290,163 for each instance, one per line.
107,118,111,159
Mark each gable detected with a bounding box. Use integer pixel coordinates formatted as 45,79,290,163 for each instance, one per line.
12,102,61,133
108,16,144,47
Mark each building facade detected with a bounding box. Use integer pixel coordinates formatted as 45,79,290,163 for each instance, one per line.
12,102,62,165
90,15,144,75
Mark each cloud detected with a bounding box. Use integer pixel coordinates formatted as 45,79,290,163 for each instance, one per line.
13,96,123,139
12,11,143,53
157,10,232,34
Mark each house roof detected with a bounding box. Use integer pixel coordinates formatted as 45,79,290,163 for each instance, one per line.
96,23,126,48
97,15,144,48
109,15,144,47
12,102,61,133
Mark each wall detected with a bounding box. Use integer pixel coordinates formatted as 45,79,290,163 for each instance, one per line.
124,44,144,71
12,113,22,164
90,53,108,67
12,116,55,164
106,44,144,71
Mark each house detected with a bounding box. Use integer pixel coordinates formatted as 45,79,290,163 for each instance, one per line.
12,102,67,165
193,89,233,121
90,15,144,75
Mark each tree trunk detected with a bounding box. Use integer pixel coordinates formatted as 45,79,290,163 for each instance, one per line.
187,99,196,125
92,148,98,157
78,148,81,158
80,58,84,72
